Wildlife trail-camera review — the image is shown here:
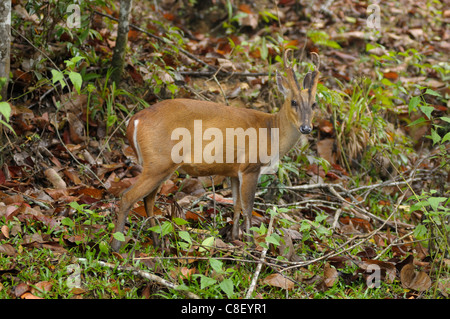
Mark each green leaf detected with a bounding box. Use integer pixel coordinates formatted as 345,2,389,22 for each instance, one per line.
366,43,378,52
0,101,11,121
430,129,441,145
62,217,75,227
199,236,215,252
428,197,447,211
173,217,189,226
408,96,420,114
441,132,450,143
219,278,234,298
407,117,427,127
424,88,441,97
300,220,311,232
199,275,217,289
420,105,434,119
99,240,109,255
209,258,224,274
410,201,429,213
260,37,268,60
65,56,84,68
413,224,427,240
113,232,125,242
440,116,450,124
265,233,281,246
51,69,65,87
149,221,173,236
68,71,83,94
178,231,192,244
381,78,393,86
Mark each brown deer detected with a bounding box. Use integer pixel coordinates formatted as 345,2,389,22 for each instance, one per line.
111,50,320,251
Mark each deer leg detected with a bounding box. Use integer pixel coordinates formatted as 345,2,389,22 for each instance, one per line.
231,176,242,240
143,187,161,247
111,168,174,251
238,170,260,242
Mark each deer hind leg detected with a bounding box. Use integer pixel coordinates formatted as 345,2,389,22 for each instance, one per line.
231,176,242,240
111,167,175,251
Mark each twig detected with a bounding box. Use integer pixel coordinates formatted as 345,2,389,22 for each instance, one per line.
347,177,424,194
245,211,275,298
77,258,200,299
179,71,270,78
210,67,229,105
275,181,415,229
374,230,415,260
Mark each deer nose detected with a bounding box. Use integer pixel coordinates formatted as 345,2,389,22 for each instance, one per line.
300,125,312,134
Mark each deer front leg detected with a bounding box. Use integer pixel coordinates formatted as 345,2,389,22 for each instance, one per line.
144,187,160,247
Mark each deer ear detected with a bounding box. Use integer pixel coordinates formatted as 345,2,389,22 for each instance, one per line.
276,71,289,97
303,72,312,89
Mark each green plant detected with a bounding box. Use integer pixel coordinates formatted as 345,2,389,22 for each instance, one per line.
307,30,341,49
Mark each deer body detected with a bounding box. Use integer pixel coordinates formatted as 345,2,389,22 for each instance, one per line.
111,51,320,251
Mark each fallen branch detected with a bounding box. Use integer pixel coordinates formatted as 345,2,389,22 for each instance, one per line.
280,207,399,272
273,181,416,229
245,211,275,299
179,71,270,77
77,258,200,299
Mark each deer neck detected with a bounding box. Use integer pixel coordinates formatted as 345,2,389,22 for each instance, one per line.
273,103,301,157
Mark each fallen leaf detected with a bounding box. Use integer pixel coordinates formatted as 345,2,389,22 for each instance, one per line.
77,187,104,200
359,259,396,284
33,281,53,294
317,138,336,164
70,287,87,295
20,292,43,299
324,263,339,288
170,267,196,281
160,179,177,196
14,283,30,298
67,112,86,144
262,273,295,290
0,243,17,257
400,263,432,292
1,225,9,238
44,168,67,189
383,71,399,81
207,193,234,205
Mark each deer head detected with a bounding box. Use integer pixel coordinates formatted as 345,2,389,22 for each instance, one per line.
276,49,320,135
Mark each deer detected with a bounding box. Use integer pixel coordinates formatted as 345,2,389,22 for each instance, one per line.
111,49,320,251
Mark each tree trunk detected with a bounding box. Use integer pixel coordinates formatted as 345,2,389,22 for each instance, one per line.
111,0,133,84
0,0,11,100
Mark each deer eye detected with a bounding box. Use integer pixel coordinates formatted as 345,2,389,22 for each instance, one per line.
311,102,317,109
291,100,298,107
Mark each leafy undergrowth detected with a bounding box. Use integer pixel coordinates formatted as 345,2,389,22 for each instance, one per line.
0,0,449,299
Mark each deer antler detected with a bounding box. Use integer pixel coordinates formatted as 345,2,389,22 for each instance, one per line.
283,48,293,69
311,52,321,71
